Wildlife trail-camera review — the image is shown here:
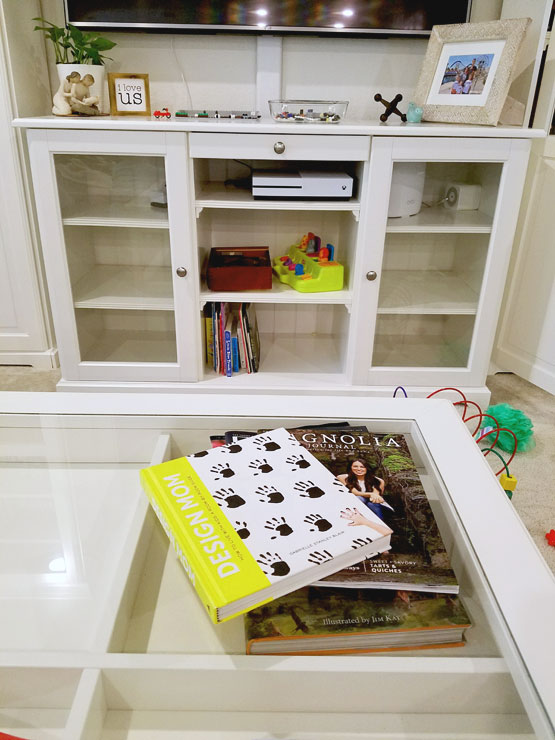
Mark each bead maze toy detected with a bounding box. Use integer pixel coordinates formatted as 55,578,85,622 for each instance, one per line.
272,233,344,292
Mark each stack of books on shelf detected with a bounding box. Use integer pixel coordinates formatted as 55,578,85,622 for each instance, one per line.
203,302,260,376
140,423,471,654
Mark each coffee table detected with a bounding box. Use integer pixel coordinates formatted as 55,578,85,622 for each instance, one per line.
1,392,553,739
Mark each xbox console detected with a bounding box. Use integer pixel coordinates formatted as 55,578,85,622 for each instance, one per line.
252,170,353,198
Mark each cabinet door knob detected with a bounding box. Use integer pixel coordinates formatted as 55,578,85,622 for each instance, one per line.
176,267,187,277
273,141,285,154
366,271,378,281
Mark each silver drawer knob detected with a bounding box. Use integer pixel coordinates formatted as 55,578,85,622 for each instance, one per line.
274,141,285,154
176,267,187,277
366,271,378,281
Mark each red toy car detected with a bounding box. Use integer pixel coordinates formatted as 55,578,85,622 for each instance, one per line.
153,107,171,119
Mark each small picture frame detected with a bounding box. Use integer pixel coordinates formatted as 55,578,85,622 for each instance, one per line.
413,18,530,126
108,73,151,116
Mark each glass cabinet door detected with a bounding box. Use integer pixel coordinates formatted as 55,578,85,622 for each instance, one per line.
27,130,199,384
354,137,530,387
373,160,501,369
54,153,178,368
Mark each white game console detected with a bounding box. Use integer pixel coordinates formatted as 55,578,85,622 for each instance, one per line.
252,170,353,198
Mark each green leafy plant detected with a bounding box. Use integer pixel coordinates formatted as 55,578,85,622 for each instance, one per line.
33,18,116,65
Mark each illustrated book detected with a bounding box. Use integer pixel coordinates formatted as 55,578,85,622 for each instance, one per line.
226,426,459,594
140,427,392,623
245,586,470,655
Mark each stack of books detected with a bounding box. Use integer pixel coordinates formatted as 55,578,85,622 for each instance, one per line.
203,302,260,376
140,423,471,653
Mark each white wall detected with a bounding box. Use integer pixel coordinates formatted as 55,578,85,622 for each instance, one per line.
2,0,52,116
33,0,503,120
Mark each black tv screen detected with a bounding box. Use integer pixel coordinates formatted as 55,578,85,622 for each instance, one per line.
65,0,471,35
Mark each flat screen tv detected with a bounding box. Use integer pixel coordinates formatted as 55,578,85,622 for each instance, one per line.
65,0,472,36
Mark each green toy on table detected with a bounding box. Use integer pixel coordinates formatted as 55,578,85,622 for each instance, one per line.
272,232,344,292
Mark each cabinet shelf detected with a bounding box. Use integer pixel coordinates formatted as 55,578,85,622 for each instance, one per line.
200,279,352,307
205,331,345,377
73,265,174,310
373,333,470,368
62,198,170,229
378,270,480,315
195,183,360,215
386,206,493,233
76,325,177,364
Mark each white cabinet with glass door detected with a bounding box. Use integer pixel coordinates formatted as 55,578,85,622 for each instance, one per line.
26,129,200,382
352,136,531,390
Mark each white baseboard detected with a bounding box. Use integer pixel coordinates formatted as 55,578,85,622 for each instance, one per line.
493,347,555,395
0,348,58,370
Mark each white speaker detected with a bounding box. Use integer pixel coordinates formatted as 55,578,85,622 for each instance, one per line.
388,163,426,218
444,182,482,211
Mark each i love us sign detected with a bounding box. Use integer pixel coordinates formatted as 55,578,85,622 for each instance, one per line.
108,73,151,116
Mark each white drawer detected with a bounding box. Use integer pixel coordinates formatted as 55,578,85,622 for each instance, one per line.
189,132,370,161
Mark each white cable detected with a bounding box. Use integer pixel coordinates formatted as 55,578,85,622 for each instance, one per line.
170,35,193,109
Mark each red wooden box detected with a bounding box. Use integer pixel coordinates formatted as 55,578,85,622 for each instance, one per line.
206,246,272,291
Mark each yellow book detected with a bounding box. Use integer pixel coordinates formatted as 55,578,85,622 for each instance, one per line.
140,428,392,623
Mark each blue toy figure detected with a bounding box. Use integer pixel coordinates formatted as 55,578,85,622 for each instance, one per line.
406,102,423,123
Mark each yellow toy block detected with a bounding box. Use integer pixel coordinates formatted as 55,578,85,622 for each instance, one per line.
500,473,517,491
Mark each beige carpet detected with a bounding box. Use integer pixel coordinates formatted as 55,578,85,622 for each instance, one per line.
487,372,555,575
0,366,61,391
0,367,554,574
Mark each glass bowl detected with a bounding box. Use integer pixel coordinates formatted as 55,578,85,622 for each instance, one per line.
269,100,348,123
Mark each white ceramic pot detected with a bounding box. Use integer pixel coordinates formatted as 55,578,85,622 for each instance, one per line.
56,63,105,112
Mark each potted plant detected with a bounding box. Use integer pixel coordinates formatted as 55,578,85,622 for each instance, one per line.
33,17,116,112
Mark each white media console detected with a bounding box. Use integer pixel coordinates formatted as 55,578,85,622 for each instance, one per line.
16,116,543,402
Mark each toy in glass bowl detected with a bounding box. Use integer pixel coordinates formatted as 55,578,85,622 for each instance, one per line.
269,100,348,123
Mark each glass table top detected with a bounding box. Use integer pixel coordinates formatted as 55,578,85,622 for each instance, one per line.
0,393,553,740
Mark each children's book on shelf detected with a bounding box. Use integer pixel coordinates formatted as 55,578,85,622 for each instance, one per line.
204,302,260,375
203,303,214,367
140,427,392,624
242,302,260,372
223,311,233,377
245,586,471,655
224,425,459,594
231,316,240,373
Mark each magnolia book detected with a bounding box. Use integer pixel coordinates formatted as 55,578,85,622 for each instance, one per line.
245,586,471,655
288,427,459,593
226,426,457,593
140,427,392,624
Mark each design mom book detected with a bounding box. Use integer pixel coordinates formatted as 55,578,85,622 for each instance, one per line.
140,428,392,623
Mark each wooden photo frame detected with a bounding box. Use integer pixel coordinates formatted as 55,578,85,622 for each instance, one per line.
413,18,530,126
108,73,151,116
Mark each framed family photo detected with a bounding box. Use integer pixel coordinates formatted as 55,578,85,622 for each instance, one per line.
108,73,151,116
413,18,530,125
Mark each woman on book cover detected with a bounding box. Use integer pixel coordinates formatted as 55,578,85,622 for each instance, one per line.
336,458,394,524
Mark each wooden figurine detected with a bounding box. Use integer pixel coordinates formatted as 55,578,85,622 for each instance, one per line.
52,72,104,116
52,74,74,116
